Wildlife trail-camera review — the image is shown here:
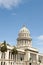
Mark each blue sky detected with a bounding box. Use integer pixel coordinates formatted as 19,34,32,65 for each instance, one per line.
0,0,43,53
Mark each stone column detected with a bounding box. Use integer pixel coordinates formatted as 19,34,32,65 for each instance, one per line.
0,51,1,59
7,61,9,65
25,51,30,61
5,50,9,59
16,55,17,62
27,51,30,61
36,54,38,65
24,51,30,65
0,61,1,65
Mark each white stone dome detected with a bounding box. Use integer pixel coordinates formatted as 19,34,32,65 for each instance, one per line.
17,25,32,47
19,25,30,34
18,25,31,40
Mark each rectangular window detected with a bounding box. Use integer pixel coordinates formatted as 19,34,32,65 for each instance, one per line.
1,52,5,59
1,62,2,65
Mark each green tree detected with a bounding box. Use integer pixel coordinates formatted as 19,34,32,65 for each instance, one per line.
11,46,18,61
12,46,18,54
0,40,7,64
1,40,7,52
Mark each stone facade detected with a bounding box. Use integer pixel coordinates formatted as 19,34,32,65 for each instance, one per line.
0,25,43,65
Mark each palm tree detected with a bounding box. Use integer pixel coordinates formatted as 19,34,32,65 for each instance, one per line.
12,46,18,54
1,40,7,52
11,46,18,61
0,40,7,65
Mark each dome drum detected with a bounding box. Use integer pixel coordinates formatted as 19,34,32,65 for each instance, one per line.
17,37,32,41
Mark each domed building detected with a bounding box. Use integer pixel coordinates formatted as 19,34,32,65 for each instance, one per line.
0,25,43,65
17,25,32,47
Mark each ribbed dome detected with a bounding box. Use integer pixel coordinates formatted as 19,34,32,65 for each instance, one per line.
18,25,31,39
19,25,30,34
17,25,32,47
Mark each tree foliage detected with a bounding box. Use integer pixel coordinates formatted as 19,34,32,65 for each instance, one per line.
1,40,7,52
11,46,18,55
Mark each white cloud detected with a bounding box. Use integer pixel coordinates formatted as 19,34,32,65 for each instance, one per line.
37,35,43,40
32,35,43,53
0,0,22,9
32,35,43,44
36,35,43,45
